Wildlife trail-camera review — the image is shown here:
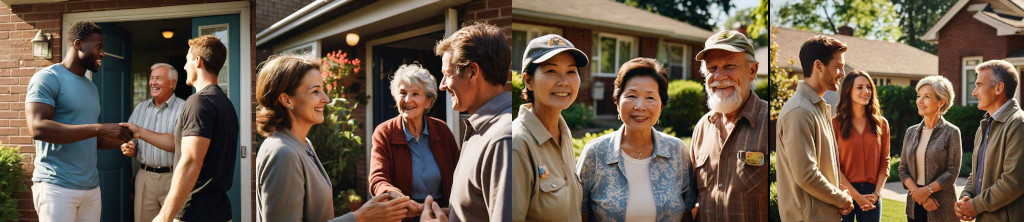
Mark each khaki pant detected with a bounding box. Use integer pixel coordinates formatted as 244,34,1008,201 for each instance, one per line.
135,169,173,222
31,182,101,222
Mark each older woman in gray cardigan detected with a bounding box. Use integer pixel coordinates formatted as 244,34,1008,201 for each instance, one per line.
254,55,412,222
899,76,962,222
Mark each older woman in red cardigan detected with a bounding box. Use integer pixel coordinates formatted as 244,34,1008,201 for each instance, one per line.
369,64,460,219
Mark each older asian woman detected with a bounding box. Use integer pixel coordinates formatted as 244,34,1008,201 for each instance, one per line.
254,55,412,222
576,57,697,221
898,75,962,222
369,64,460,219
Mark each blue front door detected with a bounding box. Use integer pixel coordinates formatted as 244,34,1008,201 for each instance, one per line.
94,22,133,222
192,14,242,222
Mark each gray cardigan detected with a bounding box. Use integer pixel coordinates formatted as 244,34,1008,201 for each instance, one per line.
256,129,356,222
898,117,962,222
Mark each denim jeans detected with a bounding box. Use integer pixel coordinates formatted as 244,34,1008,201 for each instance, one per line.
840,182,880,222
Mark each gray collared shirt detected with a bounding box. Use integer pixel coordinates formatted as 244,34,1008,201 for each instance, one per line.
128,96,185,167
448,92,515,222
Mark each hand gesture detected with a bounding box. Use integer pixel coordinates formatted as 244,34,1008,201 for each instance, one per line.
389,191,422,218
911,185,932,204
119,122,142,139
420,195,448,222
99,123,132,142
922,197,939,211
355,193,411,222
863,193,879,205
121,141,136,157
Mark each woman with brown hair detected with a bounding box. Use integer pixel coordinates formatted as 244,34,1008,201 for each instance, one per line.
254,55,411,222
831,70,890,222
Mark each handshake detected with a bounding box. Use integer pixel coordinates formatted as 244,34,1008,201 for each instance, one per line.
353,191,448,222
110,123,143,157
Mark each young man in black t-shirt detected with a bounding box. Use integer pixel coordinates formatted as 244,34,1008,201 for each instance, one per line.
123,35,238,222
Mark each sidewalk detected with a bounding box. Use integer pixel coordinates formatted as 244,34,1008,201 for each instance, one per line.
881,177,968,201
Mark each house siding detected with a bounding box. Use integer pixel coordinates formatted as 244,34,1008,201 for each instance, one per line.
937,3,1024,104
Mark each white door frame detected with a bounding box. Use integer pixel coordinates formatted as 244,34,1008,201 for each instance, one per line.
63,2,253,222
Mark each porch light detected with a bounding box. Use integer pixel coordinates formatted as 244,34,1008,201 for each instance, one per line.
31,30,51,59
162,29,174,39
346,33,360,46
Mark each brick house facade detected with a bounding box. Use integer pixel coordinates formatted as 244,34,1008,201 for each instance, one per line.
924,0,1024,105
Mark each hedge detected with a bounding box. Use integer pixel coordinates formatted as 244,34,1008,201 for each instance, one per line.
662,80,706,135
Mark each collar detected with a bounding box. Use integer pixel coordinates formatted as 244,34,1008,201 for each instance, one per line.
402,117,430,142
986,99,1019,123
709,90,763,127
273,128,312,152
147,96,178,109
796,81,825,105
603,125,672,166
466,92,513,133
517,104,570,146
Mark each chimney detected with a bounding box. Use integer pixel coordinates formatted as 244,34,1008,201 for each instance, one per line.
838,25,854,36
732,22,748,36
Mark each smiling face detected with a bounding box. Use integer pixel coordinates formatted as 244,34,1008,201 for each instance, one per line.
149,67,176,102
526,52,581,112
849,76,872,107
78,33,105,73
439,51,479,112
284,69,330,127
617,76,663,130
917,84,944,117
818,51,846,91
703,50,755,113
396,82,432,121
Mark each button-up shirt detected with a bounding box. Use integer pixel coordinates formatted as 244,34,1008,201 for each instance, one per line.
507,104,583,222
403,118,442,201
690,91,770,221
975,100,1013,194
448,92,515,222
128,96,185,168
577,125,697,222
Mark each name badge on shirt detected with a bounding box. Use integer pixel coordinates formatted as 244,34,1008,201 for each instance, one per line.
744,151,765,166
539,165,550,178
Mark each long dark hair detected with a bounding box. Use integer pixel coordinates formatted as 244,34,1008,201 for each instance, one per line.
835,70,884,139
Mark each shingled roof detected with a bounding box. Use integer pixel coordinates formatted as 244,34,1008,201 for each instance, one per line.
756,27,937,78
511,0,713,42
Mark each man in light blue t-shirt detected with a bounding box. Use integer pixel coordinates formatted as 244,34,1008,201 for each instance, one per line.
25,21,133,222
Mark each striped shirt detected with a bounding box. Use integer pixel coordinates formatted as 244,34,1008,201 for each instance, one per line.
128,96,185,168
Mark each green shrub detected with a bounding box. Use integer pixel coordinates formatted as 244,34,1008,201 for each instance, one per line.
888,155,901,183
877,85,922,157
945,105,983,152
662,80,706,136
0,143,26,222
511,71,527,117
961,151,973,177
769,151,779,221
572,128,617,157
755,79,769,102
562,103,594,130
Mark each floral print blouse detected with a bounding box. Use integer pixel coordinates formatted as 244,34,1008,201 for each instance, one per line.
576,125,697,221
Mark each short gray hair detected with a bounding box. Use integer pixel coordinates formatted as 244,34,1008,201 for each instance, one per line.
976,59,1019,100
150,63,178,83
915,75,955,114
390,64,438,109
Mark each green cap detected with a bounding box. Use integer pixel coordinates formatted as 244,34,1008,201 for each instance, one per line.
694,30,755,61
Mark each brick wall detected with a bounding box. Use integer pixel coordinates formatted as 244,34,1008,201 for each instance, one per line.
937,5,1023,105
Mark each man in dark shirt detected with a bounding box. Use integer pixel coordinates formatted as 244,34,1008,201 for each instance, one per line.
124,35,238,222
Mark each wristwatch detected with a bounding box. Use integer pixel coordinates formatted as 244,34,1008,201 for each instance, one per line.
928,185,935,194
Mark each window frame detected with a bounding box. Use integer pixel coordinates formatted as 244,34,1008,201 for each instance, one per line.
509,23,562,73
963,56,982,105
594,32,637,78
665,42,691,80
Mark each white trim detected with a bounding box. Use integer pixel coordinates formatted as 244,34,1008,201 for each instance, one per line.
64,3,253,221
968,3,989,11
276,40,321,57
922,0,971,42
255,0,351,46
510,23,563,36
594,32,637,78
511,8,710,43
444,8,460,142
271,0,442,52
972,11,1023,36
963,56,983,106
365,23,447,162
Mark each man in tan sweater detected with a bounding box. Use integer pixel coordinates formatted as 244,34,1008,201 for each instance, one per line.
775,35,854,222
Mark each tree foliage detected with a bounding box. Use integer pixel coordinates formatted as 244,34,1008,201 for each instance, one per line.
768,27,798,120
774,0,901,41
891,0,956,54
617,0,733,30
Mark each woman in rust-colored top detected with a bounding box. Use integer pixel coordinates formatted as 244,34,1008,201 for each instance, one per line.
369,64,460,219
831,70,890,222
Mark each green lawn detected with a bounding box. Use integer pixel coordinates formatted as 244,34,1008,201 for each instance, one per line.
881,198,905,221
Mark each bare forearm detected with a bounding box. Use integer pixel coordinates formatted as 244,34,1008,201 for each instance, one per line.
875,172,888,194
139,128,175,152
97,136,122,150
30,120,100,144
158,157,202,220
904,178,919,191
